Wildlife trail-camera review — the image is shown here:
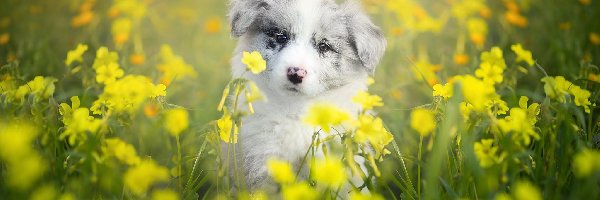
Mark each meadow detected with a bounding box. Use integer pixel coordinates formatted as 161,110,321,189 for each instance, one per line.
0,0,599,199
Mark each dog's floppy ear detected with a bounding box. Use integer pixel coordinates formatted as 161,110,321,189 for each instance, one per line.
228,0,270,37
344,2,386,72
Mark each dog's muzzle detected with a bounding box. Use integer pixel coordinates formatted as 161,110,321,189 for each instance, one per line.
287,67,306,84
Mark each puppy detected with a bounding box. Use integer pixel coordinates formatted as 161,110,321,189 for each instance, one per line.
226,0,386,194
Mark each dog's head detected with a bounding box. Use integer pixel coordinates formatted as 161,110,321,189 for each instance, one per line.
229,0,386,97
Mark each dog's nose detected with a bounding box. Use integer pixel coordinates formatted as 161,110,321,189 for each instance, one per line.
287,67,307,84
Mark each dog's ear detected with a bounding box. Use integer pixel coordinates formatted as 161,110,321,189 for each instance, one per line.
229,0,271,37
344,2,386,72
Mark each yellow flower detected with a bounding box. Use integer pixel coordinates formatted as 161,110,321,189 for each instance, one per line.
474,139,500,168
572,149,600,177
518,96,540,125
111,18,132,46
267,159,296,184
95,62,124,84
245,81,265,103
204,17,222,33
151,189,179,200
92,47,119,69
164,108,189,136
282,182,318,200
59,108,103,145
124,159,170,195
475,62,504,85
311,158,347,188
242,51,267,74
433,83,453,100
350,191,385,200
110,0,147,20
412,57,441,86
353,115,393,158
103,138,141,166
152,84,167,98
65,43,88,66
129,53,145,65
513,181,542,200
218,111,238,143
156,45,197,85
92,75,164,114
0,121,47,190
505,11,528,28
511,43,534,66
541,76,592,113
14,76,57,102
303,103,351,133
590,32,600,45
480,47,506,69
454,75,497,111
497,108,540,146
453,53,469,65
410,108,436,137
59,96,81,126
467,18,488,47
486,97,509,115
0,32,9,45
352,91,384,110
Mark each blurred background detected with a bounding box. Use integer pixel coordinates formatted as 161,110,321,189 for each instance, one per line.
0,0,599,199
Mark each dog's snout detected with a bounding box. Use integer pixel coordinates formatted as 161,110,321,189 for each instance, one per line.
287,67,307,84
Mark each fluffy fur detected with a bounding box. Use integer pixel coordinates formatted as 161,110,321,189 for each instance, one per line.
225,0,386,193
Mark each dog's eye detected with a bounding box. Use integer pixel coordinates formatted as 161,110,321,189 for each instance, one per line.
275,32,289,44
318,41,332,53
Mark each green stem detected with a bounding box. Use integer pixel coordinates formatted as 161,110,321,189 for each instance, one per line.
418,135,423,199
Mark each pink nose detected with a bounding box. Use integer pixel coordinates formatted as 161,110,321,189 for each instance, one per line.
287,67,307,84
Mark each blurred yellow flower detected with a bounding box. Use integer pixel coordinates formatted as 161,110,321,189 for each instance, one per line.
352,91,384,110
151,189,180,200
513,181,542,200
282,182,318,200
71,11,94,28
455,75,497,111
157,45,197,85
267,159,295,184
92,75,165,114
144,102,160,117
511,43,534,66
481,47,506,69
111,18,132,46
111,0,147,20
95,62,124,84
204,17,222,33
245,81,265,103
412,57,442,86
475,62,504,85
497,108,540,146
0,121,47,190
311,158,347,188
303,103,351,133
164,108,189,137
218,111,237,143
474,139,500,168
353,115,393,158
104,138,141,166
505,11,528,28
14,76,57,102
60,108,103,145
467,18,488,47
124,159,170,195
433,83,453,100
541,76,591,113
453,53,469,65
590,32,600,45
572,148,600,177
589,73,600,83
65,43,88,66
129,53,145,65
242,51,267,74
410,108,436,137
93,47,119,69
0,32,9,45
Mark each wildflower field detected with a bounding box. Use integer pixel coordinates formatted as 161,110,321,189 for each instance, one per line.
0,0,599,199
